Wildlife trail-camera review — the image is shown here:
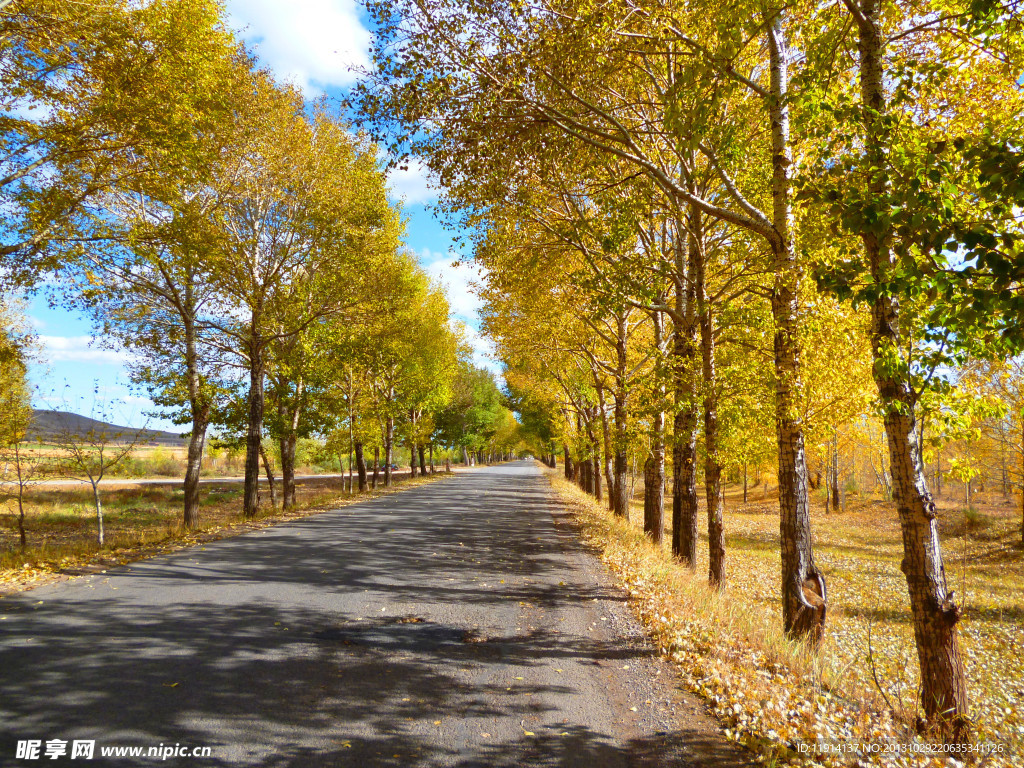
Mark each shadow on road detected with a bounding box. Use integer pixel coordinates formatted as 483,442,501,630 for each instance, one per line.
0,464,745,767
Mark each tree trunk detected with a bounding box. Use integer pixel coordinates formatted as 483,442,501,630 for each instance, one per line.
355,441,367,491
346,384,355,495
583,412,603,502
462,445,471,466
595,385,615,510
673,405,699,565
853,0,968,742
743,462,748,504
563,443,573,480
643,455,664,546
612,313,630,519
672,217,700,567
706,458,725,589
695,209,725,588
885,388,969,741
765,13,825,642
183,409,208,530
644,310,666,545
419,443,427,477
17,492,26,548
182,309,208,530
831,430,841,512
280,433,296,510
410,441,418,478
243,342,265,519
260,442,277,511
91,482,104,547
372,446,380,489
384,417,394,487
16,451,27,547
613,446,628,518
429,444,435,474
825,456,832,513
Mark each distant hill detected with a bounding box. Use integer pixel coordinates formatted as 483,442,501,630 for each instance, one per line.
27,409,186,447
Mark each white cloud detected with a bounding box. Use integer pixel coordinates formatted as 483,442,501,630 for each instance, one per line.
3,98,54,123
417,248,501,374
38,336,128,365
460,323,499,370
421,249,485,324
225,0,372,97
387,159,437,205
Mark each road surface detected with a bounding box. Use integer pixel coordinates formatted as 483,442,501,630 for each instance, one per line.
0,461,750,767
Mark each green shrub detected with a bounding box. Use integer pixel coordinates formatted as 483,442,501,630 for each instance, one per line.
963,506,994,531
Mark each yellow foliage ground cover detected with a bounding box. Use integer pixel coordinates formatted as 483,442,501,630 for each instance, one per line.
548,472,1023,767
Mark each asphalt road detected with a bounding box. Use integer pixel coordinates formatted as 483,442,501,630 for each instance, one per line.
0,461,751,767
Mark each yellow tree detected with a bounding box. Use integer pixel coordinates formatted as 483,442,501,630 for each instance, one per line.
61,13,250,529
1,0,242,279
357,0,833,641
0,299,37,548
206,98,393,518
804,0,1024,739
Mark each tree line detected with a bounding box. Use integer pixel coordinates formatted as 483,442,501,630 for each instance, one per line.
352,0,1024,745
0,1,522,541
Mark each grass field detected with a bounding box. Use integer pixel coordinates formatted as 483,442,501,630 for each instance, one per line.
0,471,434,593
552,470,1024,766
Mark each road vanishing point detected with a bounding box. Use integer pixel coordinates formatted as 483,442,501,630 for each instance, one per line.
1,461,751,767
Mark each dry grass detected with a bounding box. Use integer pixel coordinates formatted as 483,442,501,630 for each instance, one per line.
548,471,1023,767
0,472,449,594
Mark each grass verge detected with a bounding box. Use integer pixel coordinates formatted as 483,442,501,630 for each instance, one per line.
547,471,1020,767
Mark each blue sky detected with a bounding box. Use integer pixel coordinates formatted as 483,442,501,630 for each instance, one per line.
26,0,493,431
